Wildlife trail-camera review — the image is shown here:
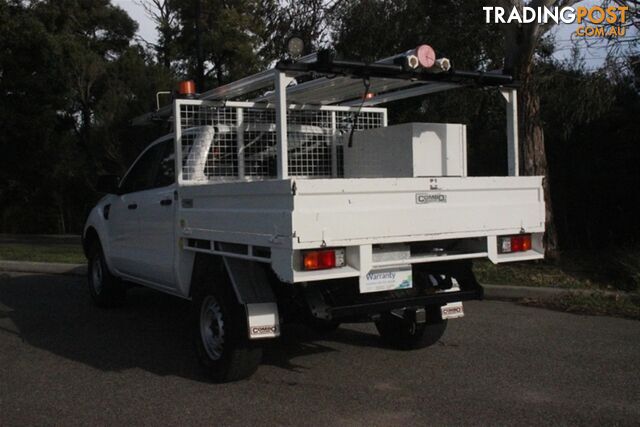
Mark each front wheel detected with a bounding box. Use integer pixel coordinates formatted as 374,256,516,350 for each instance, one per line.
87,243,126,307
375,308,447,350
193,279,262,382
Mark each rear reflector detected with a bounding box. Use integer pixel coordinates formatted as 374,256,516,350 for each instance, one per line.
498,234,532,254
302,248,346,270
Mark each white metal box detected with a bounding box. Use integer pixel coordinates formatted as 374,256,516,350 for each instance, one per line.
343,122,467,178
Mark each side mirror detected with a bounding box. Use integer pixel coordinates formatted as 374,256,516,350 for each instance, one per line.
96,175,120,194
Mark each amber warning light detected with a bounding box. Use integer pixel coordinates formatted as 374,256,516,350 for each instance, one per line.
178,80,196,97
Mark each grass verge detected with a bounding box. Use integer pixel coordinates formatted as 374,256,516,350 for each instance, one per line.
0,243,85,264
519,292,640,321
474,250,640,292
474,259,591,289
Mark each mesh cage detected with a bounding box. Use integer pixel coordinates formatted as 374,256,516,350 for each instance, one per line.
176,100,385,183
179,104,238,180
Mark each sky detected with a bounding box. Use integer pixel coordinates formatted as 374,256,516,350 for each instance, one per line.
113,0,159,44
114,0,634,70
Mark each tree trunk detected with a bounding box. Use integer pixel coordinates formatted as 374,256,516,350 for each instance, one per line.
195,0,205,90
520,65,559,255
57,200,66,235
502,14,559,256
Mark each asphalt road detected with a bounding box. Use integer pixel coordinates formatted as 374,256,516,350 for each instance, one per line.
1,272,639,426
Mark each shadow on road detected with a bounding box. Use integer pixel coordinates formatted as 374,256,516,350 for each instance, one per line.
0,273,384,381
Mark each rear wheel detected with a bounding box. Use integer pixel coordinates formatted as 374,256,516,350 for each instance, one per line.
193,278,262,382
375,308,447,350
87,243,126,307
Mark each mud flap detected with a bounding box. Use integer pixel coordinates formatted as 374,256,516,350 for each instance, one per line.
437,278,465,320
222,255,280,339
246,303,280,339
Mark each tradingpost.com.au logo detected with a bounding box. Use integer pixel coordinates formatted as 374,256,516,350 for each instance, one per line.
483,5,629,37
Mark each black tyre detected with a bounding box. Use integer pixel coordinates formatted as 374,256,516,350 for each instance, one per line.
193,278,262,382
375,309,447,350
87,243,126,307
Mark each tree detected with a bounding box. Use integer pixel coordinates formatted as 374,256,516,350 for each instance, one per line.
0,0,172,233
33,0,138,163
171,0,267,89
494,0,638,254
0,0,70,232
331,0,504,66
258,0,337,58
538,55,640,252
138,0,180,70
493,0,586,254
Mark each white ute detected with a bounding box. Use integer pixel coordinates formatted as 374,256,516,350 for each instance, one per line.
83,46,545,382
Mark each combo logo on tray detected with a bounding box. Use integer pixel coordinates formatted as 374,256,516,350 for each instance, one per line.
251,325,278,335
416,193,447,204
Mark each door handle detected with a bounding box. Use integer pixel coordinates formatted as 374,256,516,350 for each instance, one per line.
160,199,172,206
127,203,138,210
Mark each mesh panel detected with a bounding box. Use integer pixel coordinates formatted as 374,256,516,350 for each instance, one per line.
287,110,332,177
179,104,238,180
243,108,277,178
177,101,385,182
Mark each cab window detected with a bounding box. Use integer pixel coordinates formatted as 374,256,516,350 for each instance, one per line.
119,143,164,194
119,139,175,193
154,139,175,188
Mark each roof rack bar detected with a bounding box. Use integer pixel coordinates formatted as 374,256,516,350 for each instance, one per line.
276,59,513,86
340,82,462,106
303,78,414,105
255,76,414,105
199,53,317,102
132,52,513,126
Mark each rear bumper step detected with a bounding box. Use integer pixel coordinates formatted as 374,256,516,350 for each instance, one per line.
328,285,484,319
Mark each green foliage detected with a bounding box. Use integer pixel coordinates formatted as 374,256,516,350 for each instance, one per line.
331,0,504,68
0,0,171,233
540,59,640,250
258,0,333,58
474,250,640,293
170,0,268,87
520,292,640,321
473,259,593,289
0,243,85,264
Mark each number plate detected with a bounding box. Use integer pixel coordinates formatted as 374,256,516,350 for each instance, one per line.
360,265,412,294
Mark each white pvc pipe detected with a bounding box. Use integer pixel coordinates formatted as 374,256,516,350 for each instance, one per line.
184,125,215,181
425,58,451,73
377,44,435,70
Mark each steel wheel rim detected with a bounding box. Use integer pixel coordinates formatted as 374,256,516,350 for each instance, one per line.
200,296,225,361
91,256,103,294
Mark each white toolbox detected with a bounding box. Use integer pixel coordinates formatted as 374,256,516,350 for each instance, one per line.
344,122,467,177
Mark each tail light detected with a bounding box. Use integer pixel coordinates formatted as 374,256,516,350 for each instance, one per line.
498,234,532,254
302,248,346,270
